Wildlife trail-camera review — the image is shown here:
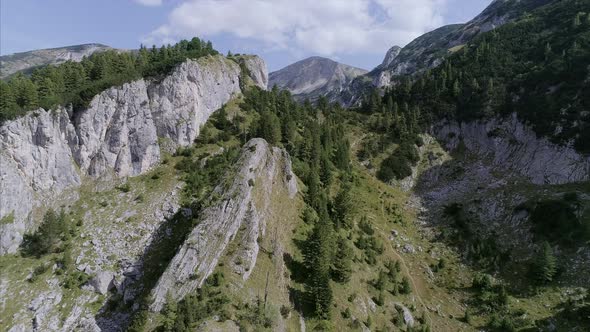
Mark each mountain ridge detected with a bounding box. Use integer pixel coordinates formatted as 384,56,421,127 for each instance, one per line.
269,56,367,102
0,43,115,79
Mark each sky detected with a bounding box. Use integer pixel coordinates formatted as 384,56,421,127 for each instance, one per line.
0,0,491,71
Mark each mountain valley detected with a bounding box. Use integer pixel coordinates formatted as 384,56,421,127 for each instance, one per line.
0,0,589,331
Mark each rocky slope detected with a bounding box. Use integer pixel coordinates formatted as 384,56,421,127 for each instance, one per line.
431,113,590,185
0,54,268,255
150,138,298,311
366,0,554,88
269,56,367,102
0,43,113,79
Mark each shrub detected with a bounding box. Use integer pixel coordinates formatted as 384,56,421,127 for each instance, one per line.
531,199,587,245
22,209,69,257
280,305,291,318
377,155,412,182
116,182,131,193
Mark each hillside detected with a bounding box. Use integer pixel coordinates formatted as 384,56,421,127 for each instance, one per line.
269,56,367,102
366,0,555,88
0,43,113,79
0,0,589,331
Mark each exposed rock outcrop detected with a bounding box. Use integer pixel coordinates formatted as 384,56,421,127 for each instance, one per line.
378,46,402,69
0,54,268,255
432,113,590,185
150,138,298,312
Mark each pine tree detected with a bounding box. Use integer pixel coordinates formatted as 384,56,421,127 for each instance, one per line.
331,236,353,283
401,276,412,294
333,139,350,171
38,77,58,109
257,110,282,145
320,149,332,186
0,80,17,120
162,293,178,331
534,241,557,284
305,199,335,319
332,185,352,229
306,168,321,210
14,76,39,110
23,209,68,256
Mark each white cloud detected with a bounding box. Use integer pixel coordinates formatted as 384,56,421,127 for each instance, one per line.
134,0,163,7
144,0,448,56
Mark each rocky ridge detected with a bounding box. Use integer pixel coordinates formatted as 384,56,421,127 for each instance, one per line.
0,54,268,255
367,0,553,88
150,138,298,311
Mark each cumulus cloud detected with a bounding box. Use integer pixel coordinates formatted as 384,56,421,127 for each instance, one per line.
144,0,447,55
134,0,163,7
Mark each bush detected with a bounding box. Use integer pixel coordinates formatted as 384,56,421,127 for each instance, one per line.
530,199,587,245
22,209,69,257
116,182,131,193
280,305,291,318
377,155,412,182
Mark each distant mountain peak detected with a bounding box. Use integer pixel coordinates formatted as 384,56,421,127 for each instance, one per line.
379,46,402,69
0,43,114,79
269,57,367,101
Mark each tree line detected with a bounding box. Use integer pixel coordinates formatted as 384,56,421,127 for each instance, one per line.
356,0,590,153
0,37,218,122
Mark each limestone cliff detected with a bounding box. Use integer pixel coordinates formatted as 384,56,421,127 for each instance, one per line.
431,113,590,185
150,138,298,312
0,54,268,255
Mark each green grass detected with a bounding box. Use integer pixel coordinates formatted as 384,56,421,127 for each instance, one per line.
0,212,15,225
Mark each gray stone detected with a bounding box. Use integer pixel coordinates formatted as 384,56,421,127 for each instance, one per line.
150,138,297,312
432,113,590,185
0,54,268,255
89,271,114,295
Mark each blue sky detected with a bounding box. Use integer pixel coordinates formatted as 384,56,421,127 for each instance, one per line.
0,0,491,71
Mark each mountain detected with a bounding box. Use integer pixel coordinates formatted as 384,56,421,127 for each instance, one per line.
0,43,113,79
268,56,367,101
1,0,589,331
367,0,555,88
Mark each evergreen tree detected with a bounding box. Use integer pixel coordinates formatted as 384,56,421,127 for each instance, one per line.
320,149,332,186
162,293,178,332
331,236,353,283
305,199,335,319
37,77,58,109
306,168,321,210
0,81,17,120
13,75,39,110
257,110,282,145
23,209,69,256
401,276,412,294
332,184,352,229
533,241,557,284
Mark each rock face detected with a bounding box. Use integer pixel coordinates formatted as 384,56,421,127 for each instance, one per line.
0,54,268,255
432,113,590,185
378,46,402,69
353,0,554,91
269,56,367,102
0,43,114,79
150,138,298,312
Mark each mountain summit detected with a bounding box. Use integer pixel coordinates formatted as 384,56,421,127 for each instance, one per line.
0,43,113,78
268,56,367,101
